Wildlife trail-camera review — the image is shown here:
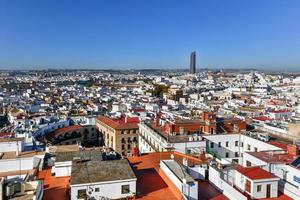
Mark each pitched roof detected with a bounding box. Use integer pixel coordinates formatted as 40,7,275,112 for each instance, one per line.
235,166,277,180
53,125,82,137
247,151,295,164
267,141,288,151
97,115,138,130
70,159,136,185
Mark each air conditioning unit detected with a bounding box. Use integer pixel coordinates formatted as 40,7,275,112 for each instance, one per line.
6,183,15,197
14,181,26,195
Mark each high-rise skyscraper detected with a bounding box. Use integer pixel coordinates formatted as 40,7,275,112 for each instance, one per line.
189,51,196,74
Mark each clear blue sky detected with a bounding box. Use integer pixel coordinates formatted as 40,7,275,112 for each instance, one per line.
1,0,300,70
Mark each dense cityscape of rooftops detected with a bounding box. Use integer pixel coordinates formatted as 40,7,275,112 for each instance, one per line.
1,0,300,199
0,52,300,200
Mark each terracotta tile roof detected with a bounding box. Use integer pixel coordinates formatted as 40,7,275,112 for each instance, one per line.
268,141,288,151
235,166,277,180
270,109,290,113
261,193,293,200
97,115,138,130
53,125,82,137
37,168,69,200
127,152,223,200
97,115,120,129
0,132,14,138
253,116,273,121
247,151,295,164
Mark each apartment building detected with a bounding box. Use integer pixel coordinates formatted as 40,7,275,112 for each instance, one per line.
205,133,299,200
96,116,139,156
203,133,283,165
138,119,207,154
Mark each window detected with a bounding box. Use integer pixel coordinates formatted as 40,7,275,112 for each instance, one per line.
225,152,229,158
95,188,100,192
257,185,262,192
210,142,214,148
77,189,87,198
121,138,126,144
226,141,229,147
247,144,251,150
121,185,130,194
254,147,258,152
133,137,137,143
235,152,239,157
128,144,131,149
241,142,244,147
246,160,251,167
235,141,238,146
218,142,221,147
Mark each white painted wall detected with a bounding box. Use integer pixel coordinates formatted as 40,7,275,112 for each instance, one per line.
208,166,247,200
54,161,72,177
252,180,278,199
139,122,205,154
234,170,279,199
188,166,206,180
173,141,206,154
204,134,283,161
285,165,300,188
208,166,222,189
160,160,198,200
70,179,136,200
0,157,34,172
279,179,300,200
220,178,247,200
0,140,24,153
242,152,267,167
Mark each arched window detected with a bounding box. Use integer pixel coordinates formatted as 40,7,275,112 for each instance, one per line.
121,138,126,144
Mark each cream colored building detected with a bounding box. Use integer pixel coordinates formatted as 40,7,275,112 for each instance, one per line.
96,116,139,156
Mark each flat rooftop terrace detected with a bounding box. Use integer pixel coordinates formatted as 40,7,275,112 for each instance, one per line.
127,152,225,200
37,168,70,200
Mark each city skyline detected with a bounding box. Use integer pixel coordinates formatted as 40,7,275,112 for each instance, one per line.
1,0,300,70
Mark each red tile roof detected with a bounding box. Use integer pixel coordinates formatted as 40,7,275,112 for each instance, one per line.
53,125,82,137
268,141,288,151
235,166,277,180
253,116,273,121
129,108,146,113
261,193,293,200
247,151,296,164
97,115,139,130
127,152,221,200
270,109,290,113
37,168,70,200
0,132,14,138
97,115,119,129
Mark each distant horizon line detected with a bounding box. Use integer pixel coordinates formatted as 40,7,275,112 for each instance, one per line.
0,66,300,73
